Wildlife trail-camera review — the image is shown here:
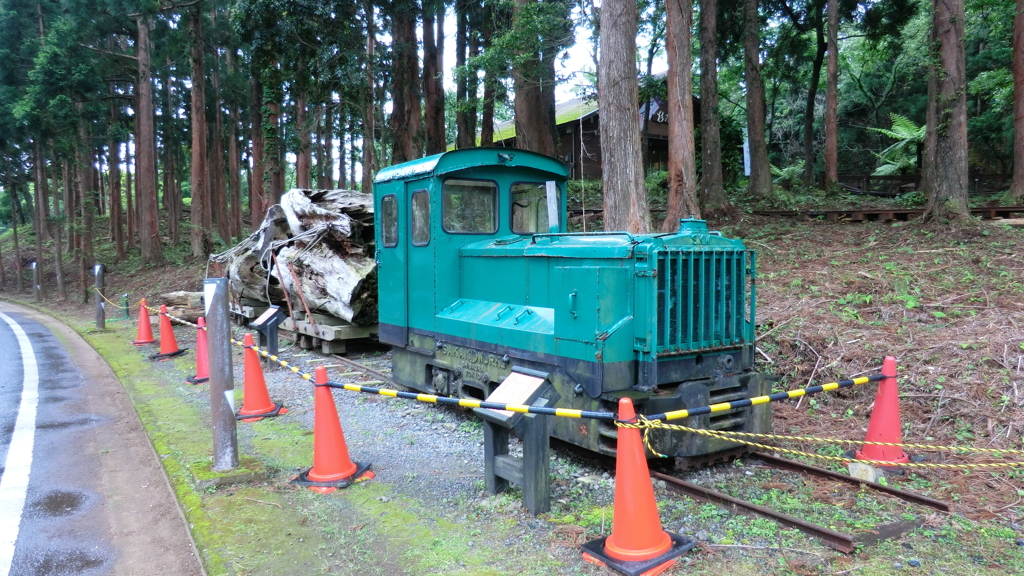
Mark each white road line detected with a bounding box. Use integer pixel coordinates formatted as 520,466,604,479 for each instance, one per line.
0,312,39,575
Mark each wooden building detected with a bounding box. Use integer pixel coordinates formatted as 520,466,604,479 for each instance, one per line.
490,96,702,179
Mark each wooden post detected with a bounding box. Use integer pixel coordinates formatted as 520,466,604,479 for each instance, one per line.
94,263,105,329
204,277,238,471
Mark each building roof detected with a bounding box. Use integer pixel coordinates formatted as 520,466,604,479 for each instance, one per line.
491,96,600,143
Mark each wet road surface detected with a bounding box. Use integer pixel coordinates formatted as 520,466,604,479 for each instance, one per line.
0,303,203,576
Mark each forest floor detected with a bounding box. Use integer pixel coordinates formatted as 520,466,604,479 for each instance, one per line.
1,204,1023,575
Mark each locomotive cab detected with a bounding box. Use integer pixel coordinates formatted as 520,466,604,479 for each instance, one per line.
373,148,771,459
373,148,568,352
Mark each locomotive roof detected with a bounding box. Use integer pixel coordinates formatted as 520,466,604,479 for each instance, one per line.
373,147,569,184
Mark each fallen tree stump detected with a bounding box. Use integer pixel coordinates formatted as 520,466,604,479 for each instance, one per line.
210,188,378,327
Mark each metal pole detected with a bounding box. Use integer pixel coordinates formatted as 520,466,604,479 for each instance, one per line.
94,264,105,329
31,262,40,302
204,277,238,471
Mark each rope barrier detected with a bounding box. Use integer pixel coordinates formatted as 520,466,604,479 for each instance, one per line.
625,420,1024,470
92,287,135,320
140,300,1024,470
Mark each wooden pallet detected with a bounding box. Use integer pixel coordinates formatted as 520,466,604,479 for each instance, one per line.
230,301,377,354
280,312,378,354
229,299,269,322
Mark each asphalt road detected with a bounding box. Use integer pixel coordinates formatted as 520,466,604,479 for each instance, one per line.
0,302,203,576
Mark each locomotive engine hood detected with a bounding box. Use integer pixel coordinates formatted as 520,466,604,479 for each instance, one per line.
460,217,748,259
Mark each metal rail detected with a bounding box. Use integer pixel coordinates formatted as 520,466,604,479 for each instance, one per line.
753,452,950,512
652,453,952,553
329,353,397,385
651,471,859,553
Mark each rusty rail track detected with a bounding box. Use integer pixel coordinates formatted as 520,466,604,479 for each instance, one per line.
652,470,861,553
329,353,396,385
653,453,950,553
754,452,949,512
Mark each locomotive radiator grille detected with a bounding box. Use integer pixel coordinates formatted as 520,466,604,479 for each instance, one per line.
655,249,754,356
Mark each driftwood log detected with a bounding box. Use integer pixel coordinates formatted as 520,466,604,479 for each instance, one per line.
210,189,378,326
164,306,204,324
160,291,205,308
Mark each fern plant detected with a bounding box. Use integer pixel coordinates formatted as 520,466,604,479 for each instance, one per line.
770,160,805,189
868,113,925,176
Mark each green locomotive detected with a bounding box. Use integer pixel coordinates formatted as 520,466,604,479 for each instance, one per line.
373,148,770,458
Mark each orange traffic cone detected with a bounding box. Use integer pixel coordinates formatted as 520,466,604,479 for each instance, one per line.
132,298,156,346
581,398,695,576
856,356,910,465
149,305,187,360
236,333,288,422
291,366,373,494
186,317,210,384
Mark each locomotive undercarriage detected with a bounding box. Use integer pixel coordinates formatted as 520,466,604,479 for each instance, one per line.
389,328,772,459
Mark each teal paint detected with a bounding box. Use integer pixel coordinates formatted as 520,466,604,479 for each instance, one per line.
373,148,767,458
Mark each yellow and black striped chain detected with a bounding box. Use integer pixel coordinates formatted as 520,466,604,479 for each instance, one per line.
143,301,1024,469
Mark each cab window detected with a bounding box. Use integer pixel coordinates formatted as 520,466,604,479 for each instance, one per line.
381,195,398,247
511,182,559,234
442,179,497,234
411,190,430,246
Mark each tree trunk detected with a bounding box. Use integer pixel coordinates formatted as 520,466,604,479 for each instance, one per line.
229,102,241,239
164,56,180,247
137,16,161,264
350,112,359,188
9,171,23,293
265,85,284,203
54,159,66,300
125,139,135,247
923,0,969,220
803,17,826,186
700,0,729,213
321,103,334,188
32,142,47,299
342,105,350,188
600,0,649,233
744,0,773,197
824,0,839,192
68,161,78,256
480,9,496,148
189,9,211,256
662,0,699,230
455,0,470,149
34,142,50,242
225,49,242,240
78,123,95,302
390,11,422,163
467,20,481,145
296,96,312,187
511,0,556,156
362,2,377,193
211,49,229,244
423,3,446,155
250,74,266,230
1009,0,1024,202
109,120,124,261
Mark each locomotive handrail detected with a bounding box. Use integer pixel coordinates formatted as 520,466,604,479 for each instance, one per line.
529,231,636,244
